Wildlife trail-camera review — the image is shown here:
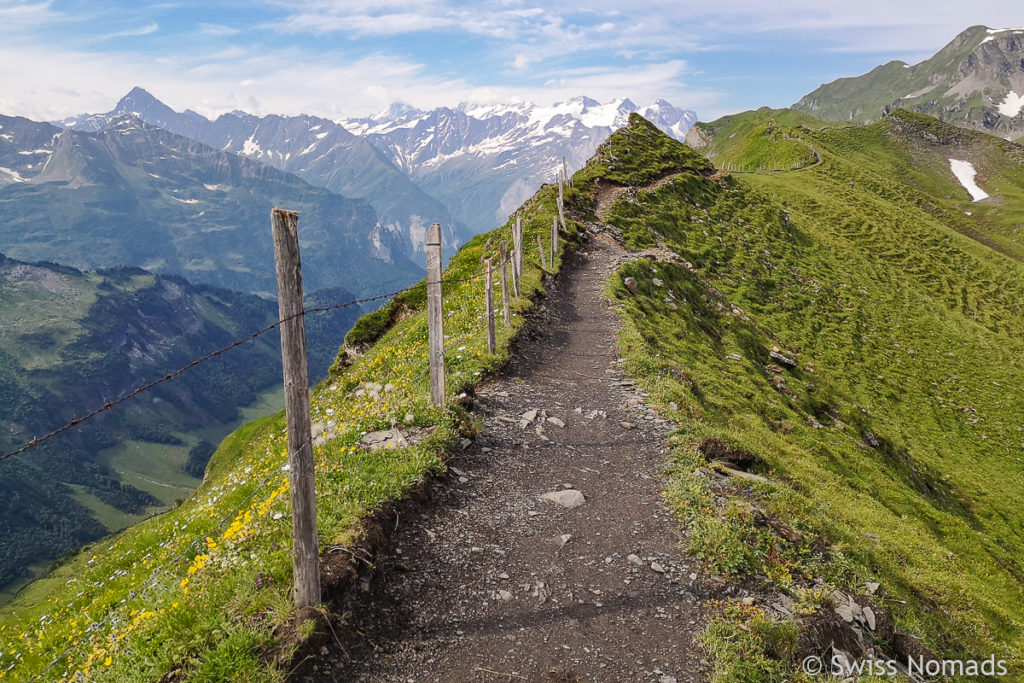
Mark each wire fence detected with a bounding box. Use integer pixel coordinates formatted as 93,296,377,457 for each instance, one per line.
6,259,499,679
0,267,500,465
2,218,540,680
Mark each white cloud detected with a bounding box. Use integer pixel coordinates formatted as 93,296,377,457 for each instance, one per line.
198,23,240,37
268,0,1024,57
278,11,456,36
101,22,159,40
2,0,1022,126
511,53,535,70
0,0,56,27
0,33,709,123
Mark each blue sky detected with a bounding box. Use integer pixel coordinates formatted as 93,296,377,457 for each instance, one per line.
0,1,1021,122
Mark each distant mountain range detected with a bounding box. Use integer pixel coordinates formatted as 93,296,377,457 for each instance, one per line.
342,97,696,230
59,90,696,234
58,87,472,254
794,25,1024,141
0,112,421,297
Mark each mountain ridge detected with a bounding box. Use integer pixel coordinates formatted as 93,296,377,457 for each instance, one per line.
57,89,696,236
342,95,696,230
793,25,1024,139
0,111,422,296
57,88,471,254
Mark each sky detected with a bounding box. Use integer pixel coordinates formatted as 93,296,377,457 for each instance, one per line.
0,0,1021,123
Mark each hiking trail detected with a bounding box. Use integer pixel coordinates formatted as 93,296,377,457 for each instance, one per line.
309,220,716,682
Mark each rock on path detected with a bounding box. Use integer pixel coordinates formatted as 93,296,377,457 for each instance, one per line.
320,236,710,682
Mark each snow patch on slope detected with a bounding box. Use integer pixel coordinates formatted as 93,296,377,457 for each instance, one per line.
0,167,29,182
981,27,1024,46
996,91,1024,118
242,135,261,156
949,159,989,202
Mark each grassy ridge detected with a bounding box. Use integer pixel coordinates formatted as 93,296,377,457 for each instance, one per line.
686,108,827,173
0,181,579,681
606,114,1024,678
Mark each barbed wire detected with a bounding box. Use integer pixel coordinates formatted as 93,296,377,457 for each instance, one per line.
0,268,499,465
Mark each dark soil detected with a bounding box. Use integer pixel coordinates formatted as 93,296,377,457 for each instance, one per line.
308,235,714,682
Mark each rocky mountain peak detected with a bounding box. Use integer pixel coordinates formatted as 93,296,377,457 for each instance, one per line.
116,86,163,111
571,95,602,108
793,25,1024,139
375,102,421,121
618,98,639,112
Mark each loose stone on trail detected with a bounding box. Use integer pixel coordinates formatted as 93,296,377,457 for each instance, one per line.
539,489,586,508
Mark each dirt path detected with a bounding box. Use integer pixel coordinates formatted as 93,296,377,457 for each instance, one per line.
594,173,686,218
317,235,712,682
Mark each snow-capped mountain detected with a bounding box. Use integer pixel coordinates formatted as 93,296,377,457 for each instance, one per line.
342,96,696,231
0,112,422,296
60,90,696,240
58,88,471,254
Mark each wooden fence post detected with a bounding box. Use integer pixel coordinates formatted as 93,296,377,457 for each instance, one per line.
537,234,547,270
270,208,320,609
500,241,511,326
551,215,558,264
484,259,495,354
514,216,523,282
510,219,521,298
562,157,570,188
557,176,567,233
426,222,445,405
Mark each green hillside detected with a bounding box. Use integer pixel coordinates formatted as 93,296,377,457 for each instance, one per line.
620,111,1024,677
0,256,362,602
3,112,1024,681
684,107,827,172
0,257,278,598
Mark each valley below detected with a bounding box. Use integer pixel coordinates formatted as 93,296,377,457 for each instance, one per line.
0,383,283,606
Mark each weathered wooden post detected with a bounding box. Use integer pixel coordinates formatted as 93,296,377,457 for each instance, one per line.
426,222,445,405
270,208,320,609
562,156,569,188
484,258,495,354
514,216,523,279
557,175,567,233
551,215,558,264
500,241,511,326
510,220,521,298
537,234,547,270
